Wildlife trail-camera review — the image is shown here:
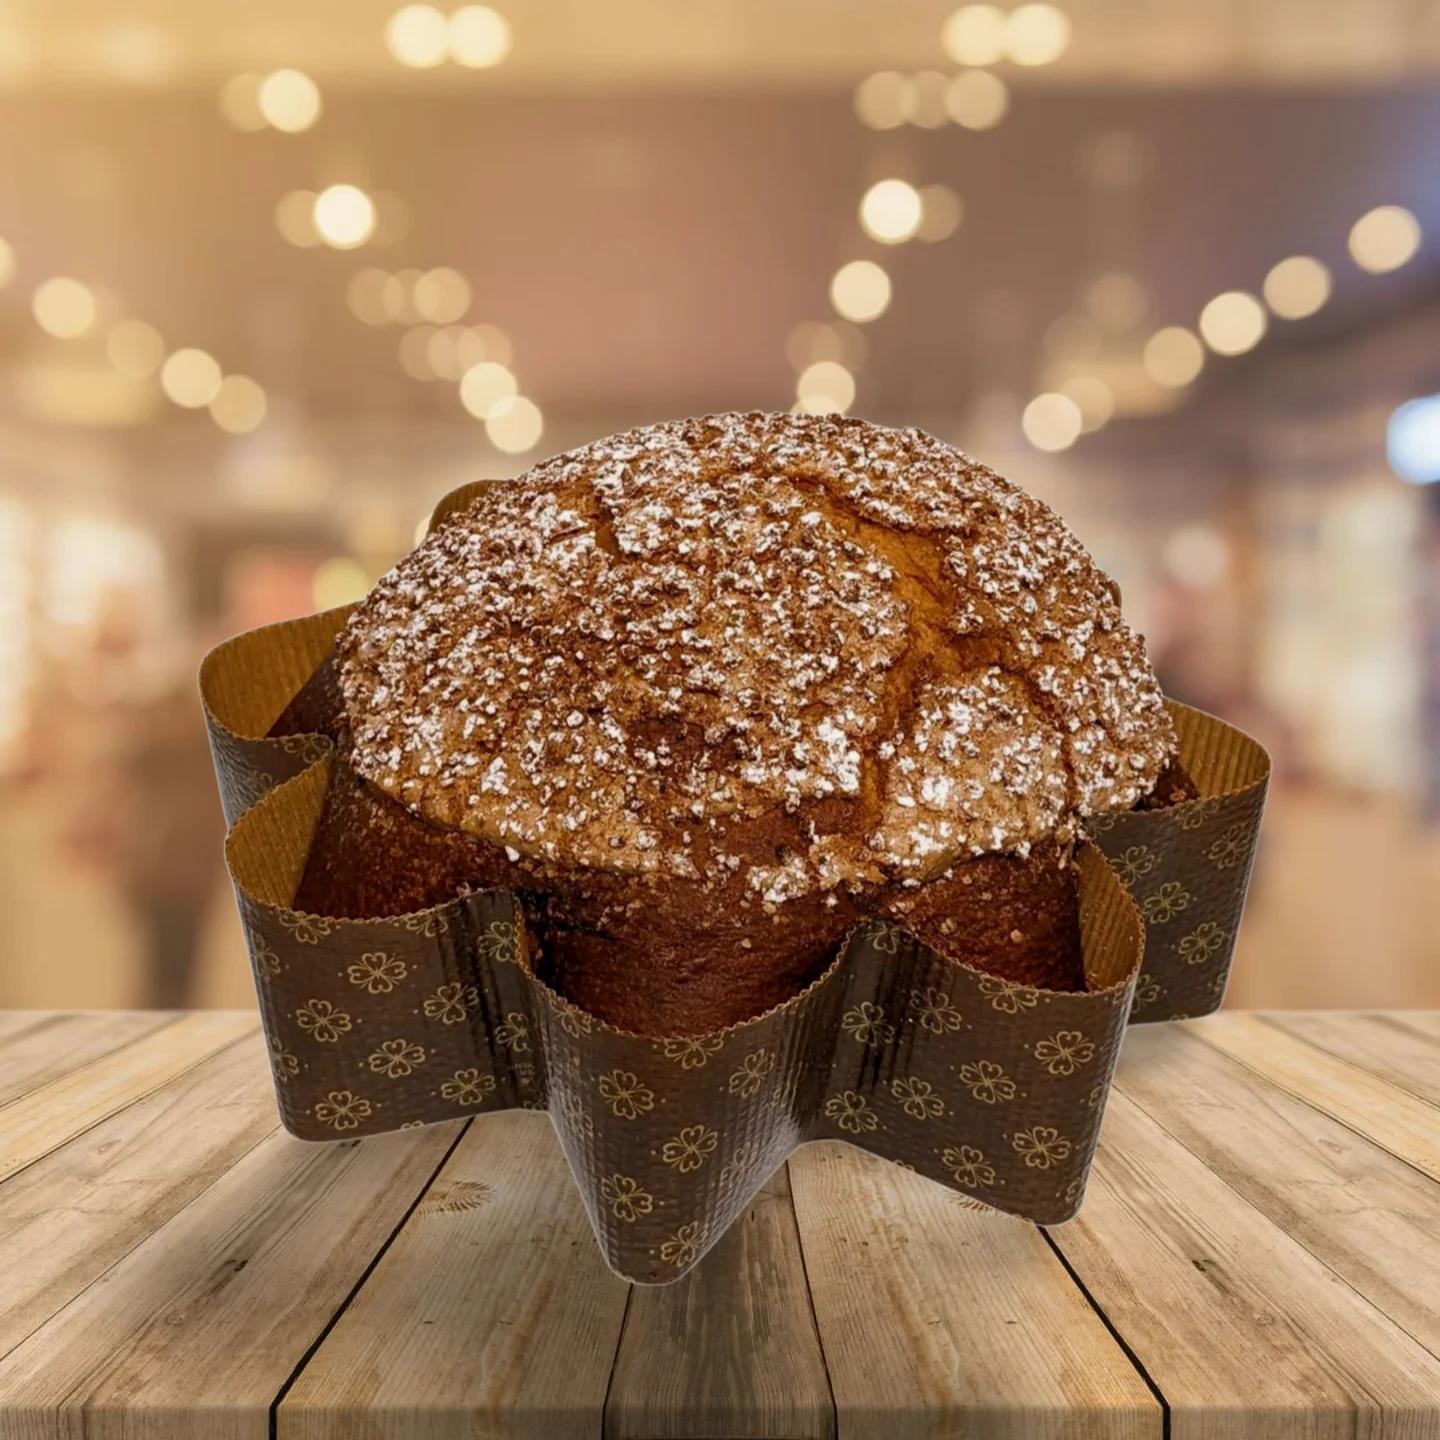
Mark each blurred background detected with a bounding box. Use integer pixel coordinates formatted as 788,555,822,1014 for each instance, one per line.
0,0,1437,1012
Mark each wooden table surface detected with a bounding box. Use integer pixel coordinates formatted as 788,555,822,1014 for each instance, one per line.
2,1009,1440,1439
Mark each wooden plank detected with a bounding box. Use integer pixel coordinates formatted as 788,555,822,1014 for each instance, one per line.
1117,1022,1440,1366
0,1031,279,1359
278,1111,631,1440
1262,1011,1440,1110
0,1011,179,1107
605,1163,833,1440
0,1113,465,1440
1049,1085,1440,1439
0,1010,260,1184
789,1140,1160,1440
1182,1012,1440,1183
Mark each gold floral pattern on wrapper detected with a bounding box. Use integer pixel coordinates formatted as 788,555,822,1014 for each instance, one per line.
202,605,1268,1286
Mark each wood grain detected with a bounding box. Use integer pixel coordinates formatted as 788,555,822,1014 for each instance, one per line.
1051,1084,1440,1439
0,1113,464,1440
789,1140,1160,1440
1262,1010,1440,1109
605,1162,833,1439
0,1031,279,1360
1183,1012,1440,1183
0,1010,260,1184
278,1111,631,1440
0,1011,178,1107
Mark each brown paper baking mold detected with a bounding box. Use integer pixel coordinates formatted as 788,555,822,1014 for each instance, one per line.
201,605,1268,1284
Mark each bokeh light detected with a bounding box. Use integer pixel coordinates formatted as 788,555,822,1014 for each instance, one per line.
485,394,543,452
859,179,923,244
1387,394,1440,485
106,319,165,377
347,269,393,325
275,190,320,247
1164,523,1231,587
1086,271,1147,330
399,325,440,380
796,360,856,414
256,69,322,133
218,73,266,132
1143,325,1205,387
1004,4,1072,65
941,5,1007,66
386,4,450,67
412,266,472,323
1263,255,1332,319
945,70,1009,129
853,71,913,130
459,360,518,417
916,184,964,242
449,6,512,67
830,260,892,323
1198,290,1268,355
1022,392,1084,451
909,72,950,129
0,237,14,288
313,185,377,250
32,277,97,339
1059,375,1115,433
209,375,268,434
160,348,223,408
1348,205,1422,274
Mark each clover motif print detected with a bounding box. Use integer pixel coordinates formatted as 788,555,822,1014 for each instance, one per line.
940,1144,995,1189
1113,845,1157,889
549,995,595,1039
277,910,334,946
727,1049,774,1099
1012,1126,1072,1169
661,1125,720,1173
977,977,1039,1014
347,951,408,994
556,1087,595,1138
367,1039,426,1078
253,944,282,979
1207,823,1249,870
909,987,963,1035
440,1068,496,1106
1133,974,1162,1006
476,921,519,965
269,1036,300,1080
494,1012,531,1053
600,1174,653,1223
314,1090,372,1131
1178,921,1228,965
957,1060,1017,1104
1141,882,1191,924
841,1001,896,1047
659,1220,705,1269
401,911,449,938
867,921,904,954
1033,1030,1095,1076
597,1069,655,1120
295,998,352,1044
824,1090,879,1133
890,1076,945,1120
423,983,479,1025
660,1035,724,1070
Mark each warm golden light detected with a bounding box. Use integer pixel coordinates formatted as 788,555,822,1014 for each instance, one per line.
209,374,268,434
486,395,543,453
830,260,891,323
1059,375,1114,433
257,69,322,133
275,190,320,248
449,6,511,67
1198,290,1267,355
859,179,923,245
313,557,371,611
412,267,472,323
1022,392,1083,451
460,360,518,418
0,237,12,288
945,70,1008,130
1086,271,1146,330
106,319,165,377
1348,205,1421,274
1263,255,1331,319
398,326,440,380
218,73,266,132
1143,326,1205,387
160,348,223,408
347,269,393,326
796,360,856,414
1004,4,1072,65
941,5,1007,66
313,185,376,250
461,322,512,367
909,71,950,129
853,71,913,130
916,185,964,242
1044,311,1103,363
426,326,466,379
382,269,422,324
32,277,97,339
386,4,450,67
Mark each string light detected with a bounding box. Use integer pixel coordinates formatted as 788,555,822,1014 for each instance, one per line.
1058,375,1114,433
830,261,891,323
209,375,268,433
448,6,511,67
1198,290,1267,355
0,237,14,288
386,5,450,66
106,319,165,376
1142,326,1205,387
459,360,517,418
1022,392,1083,451
485,395,543,453
1348,205,1421,274
1085,272,1147,331
941,6,1007,66
916,185,964,242
909,72,950,129
858,179,923,245
313,185,376,250
160,348,223,408
945,70,1008,129
1263,255,1331,319
399,326,440,380
1004,4,1071,66
32,278,97,338
853,72,913,130
347,269,393,325
412,266,471,323
796,360,856,414
256,69,322,132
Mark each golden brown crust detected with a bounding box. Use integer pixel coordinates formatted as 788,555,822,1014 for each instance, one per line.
338,413,1175,915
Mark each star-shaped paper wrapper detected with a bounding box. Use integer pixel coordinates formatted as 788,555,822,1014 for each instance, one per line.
200,495,1268,1284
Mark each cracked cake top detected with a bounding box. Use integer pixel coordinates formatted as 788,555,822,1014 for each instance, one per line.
336,411,1175,902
